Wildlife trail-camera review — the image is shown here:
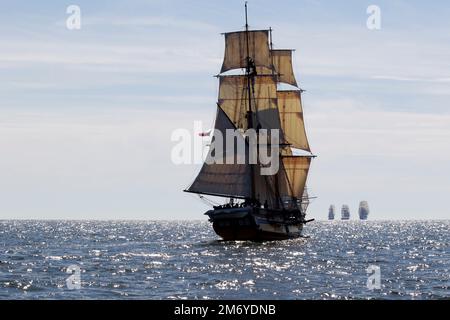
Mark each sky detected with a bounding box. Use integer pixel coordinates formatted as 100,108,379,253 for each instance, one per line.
0,0,449,220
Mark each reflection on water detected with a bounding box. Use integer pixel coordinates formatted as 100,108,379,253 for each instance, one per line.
0,220,449,299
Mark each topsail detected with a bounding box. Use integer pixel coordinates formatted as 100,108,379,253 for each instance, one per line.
277,90,310,151
218,75,284,139
221,30,272,73
272,49,298,87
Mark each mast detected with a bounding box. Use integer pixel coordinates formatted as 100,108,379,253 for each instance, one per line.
269,27,273,50
269,27,275,74
269,26,284,209
245,2,256,201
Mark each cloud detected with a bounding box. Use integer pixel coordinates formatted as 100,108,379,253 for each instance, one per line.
275,24,450,82
304,98,450,220
82,15,219,32
308,99,450,159
0,107,212,219
371,76,450,83
1,1,449,220
0,40,221,73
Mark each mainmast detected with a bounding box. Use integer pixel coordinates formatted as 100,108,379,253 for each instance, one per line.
245,2,256,201
269,27,274,71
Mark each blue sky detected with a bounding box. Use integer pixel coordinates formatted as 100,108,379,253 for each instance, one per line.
0,0,449,220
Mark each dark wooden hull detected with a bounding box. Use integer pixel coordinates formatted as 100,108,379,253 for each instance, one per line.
206,207,304,241
212,224,301,241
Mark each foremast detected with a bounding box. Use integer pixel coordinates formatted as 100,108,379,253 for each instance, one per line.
244,2,256,202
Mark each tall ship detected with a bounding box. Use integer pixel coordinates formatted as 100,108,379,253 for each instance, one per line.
359,201,370,220
185,4,315,241
341,205,350,220
328,205,335,220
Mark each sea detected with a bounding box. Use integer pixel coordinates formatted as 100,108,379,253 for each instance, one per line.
0,220,448,300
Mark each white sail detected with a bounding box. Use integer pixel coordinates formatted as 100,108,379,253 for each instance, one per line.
329,205,336,220
359,201,370,220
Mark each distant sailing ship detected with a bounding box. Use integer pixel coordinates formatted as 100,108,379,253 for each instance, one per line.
341,205,350,220
359,201,370,220
328,205,335,220
185,4,315,241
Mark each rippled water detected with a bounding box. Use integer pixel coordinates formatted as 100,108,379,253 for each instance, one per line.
0,220,448,300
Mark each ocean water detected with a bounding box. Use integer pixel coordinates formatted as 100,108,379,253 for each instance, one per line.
0,220,448,300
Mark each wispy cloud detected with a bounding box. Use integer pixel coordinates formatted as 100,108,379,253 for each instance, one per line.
267,16,450,82
308,99,450,159
82,15,219,31
1,0,449,220
371,76,450,83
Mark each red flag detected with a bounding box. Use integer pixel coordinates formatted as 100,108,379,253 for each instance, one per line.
198,130,212,137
